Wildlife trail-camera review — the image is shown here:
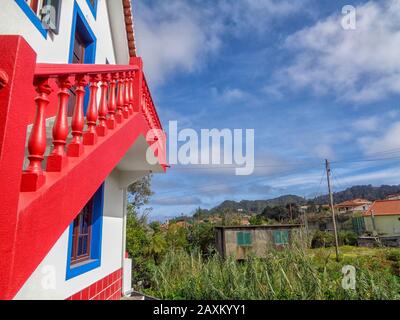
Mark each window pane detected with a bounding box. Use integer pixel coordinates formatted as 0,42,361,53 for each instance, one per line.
82,235,88,255
77,237,83,256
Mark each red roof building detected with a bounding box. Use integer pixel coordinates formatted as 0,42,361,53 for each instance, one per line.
335,198,371,213
362,200,400,237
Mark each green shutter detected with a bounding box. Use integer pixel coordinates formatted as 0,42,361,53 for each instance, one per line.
281,230,289,244
274,230,289,245
237,231,252,246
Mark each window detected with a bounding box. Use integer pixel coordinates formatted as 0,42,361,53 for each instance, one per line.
86,0,98,18
25,0,40,13
237,231,252,247
273,230,289,245
70,199,93,265
66,184,104,280
15,0,61,37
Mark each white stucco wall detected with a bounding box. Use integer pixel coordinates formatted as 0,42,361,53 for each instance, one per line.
0,0,128,64
364,215,400,236
15,170,124,300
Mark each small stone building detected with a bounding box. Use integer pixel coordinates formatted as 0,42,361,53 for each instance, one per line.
214,225,301,260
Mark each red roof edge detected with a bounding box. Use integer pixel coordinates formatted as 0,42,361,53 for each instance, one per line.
122,0,137,57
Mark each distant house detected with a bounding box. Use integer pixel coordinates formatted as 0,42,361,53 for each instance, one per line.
385,194,400,200
335,199,371,214
362,200,400,237
214,225,301,260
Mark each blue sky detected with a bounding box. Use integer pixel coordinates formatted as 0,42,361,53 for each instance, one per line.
133,0,400,220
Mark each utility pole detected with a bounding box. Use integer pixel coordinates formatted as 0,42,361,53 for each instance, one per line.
325,159,340,261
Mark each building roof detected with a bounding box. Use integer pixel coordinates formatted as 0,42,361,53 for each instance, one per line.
363,199,400,216
335,198,371,208
122,0,137,57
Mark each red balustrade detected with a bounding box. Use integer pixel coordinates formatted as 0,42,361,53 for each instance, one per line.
97,74,110,137
123,72,130,118
115,74,124,123
128,71,134,114
107,73,118,129
67,75,88,157
21,78,52,192
83,75,100,145
47,76,72,171
19,63,162,193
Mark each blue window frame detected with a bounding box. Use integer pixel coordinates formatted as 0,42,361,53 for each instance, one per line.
15,0,48,38
68,3,97,64
86,0,98,19
66,184,104,280
68,2,97,114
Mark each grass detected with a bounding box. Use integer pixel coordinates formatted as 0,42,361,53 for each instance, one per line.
143,246,400,300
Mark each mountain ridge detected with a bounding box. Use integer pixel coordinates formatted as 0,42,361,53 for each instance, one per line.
207,184,400,215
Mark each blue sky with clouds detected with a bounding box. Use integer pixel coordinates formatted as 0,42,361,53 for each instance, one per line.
133,0,400,220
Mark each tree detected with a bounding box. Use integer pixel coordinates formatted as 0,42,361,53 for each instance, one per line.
188,222,215,254
165,223,189,250
249,215,264,225
128,174,153,210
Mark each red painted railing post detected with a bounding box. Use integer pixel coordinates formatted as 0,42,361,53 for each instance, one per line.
130,57,143,113
22,78,52,187
128,71,134,115
107,73,118,129
83,74,100,145
121,72,129,119
125,72,133,115
67,75,88,157
47,76,71,172
115,74,124,123
97,74,110,137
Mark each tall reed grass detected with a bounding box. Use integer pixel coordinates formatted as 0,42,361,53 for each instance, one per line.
144,246,400,300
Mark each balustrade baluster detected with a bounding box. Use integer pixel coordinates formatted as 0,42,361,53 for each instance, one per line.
107,73,118,129
67,75,87,157
96,74,110,137
121,72,129,119
83,74,100,145
47,76,72,172
129,71,135,113
21,78,52,191
126,71,133,115
115,74,124,123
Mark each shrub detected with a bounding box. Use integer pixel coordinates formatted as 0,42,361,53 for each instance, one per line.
311,231,335,248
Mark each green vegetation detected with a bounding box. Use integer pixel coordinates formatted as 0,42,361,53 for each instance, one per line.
144,246,400,300
311,230,358,248
126,177,400,300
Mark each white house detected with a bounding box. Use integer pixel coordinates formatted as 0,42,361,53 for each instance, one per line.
0,0,166,300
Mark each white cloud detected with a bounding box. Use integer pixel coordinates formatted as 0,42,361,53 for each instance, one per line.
280,0,400,103
134,0,307,85
153,196,203,206
359,121,400,155
212,87,249,103
353,117,379,132
134,1,222,85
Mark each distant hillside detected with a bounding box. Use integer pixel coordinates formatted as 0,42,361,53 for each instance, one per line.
313,184,400,204
210,195,306,215
207,185,400,216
